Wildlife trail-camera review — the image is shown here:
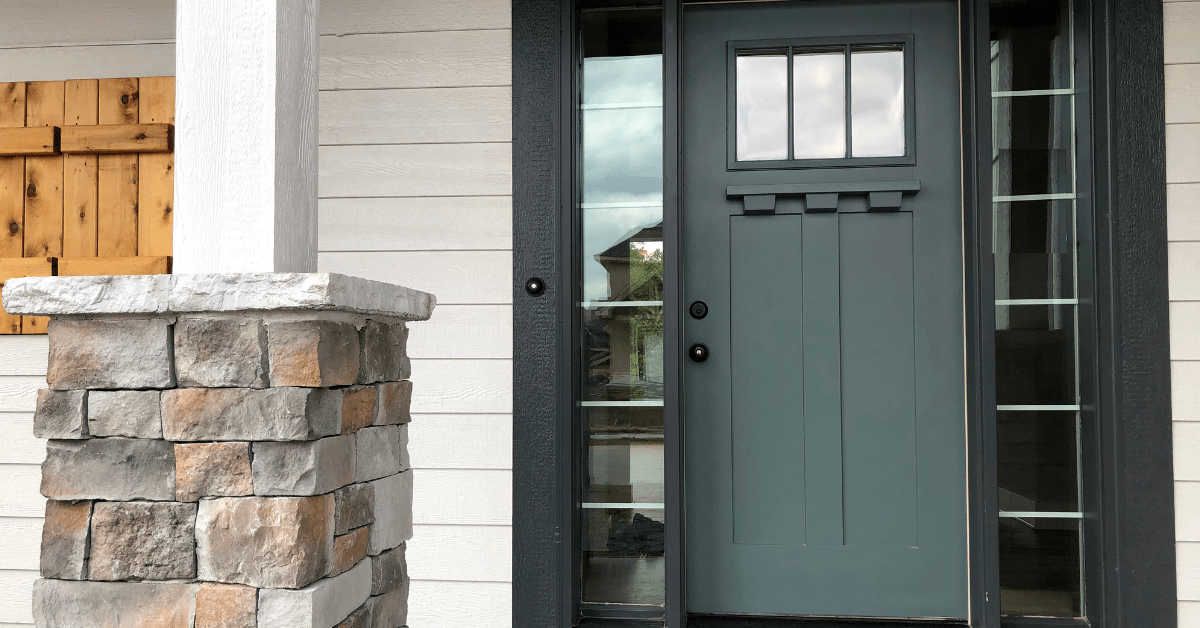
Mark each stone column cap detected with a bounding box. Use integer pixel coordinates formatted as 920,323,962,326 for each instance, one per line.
2,273,435,321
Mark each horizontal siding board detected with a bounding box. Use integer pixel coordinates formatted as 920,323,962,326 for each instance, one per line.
318,196,512,252
1181,483,1200,542
1171,242,1200,299
1167,2,1200,65
407,305,513,360
1177,362,1200,422
0,415,43,465
1170,183,1200,242
0,44,174,83
410,359,512,415
319,143,512,198
1175,304,1200,360
0,378,43,413
409,414,513,470
0,338,47,376
408,580,510,628
1168,64,1200,124
320,87,512,145
413,469,510,526
0,570,37,625
408,524,511,582
0,466,42,518
320,30,511,90
0,518,41,572
1183,601,1200,628
1168,124,1200,184
1183,542,1200,600
0,0,174,47
320,0,510,35
1180,423,1200,481
318,251,512,305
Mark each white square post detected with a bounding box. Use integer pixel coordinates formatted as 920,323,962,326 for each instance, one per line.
173,0,320,273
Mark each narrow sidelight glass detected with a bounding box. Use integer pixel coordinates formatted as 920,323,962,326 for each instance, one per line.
792,51,847,159
736,53,789,161
850,49,905,157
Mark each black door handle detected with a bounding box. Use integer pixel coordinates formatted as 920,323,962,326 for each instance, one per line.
689,343,709,362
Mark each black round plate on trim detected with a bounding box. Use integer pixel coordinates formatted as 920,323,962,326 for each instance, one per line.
689,343,709,362
525,277,545,296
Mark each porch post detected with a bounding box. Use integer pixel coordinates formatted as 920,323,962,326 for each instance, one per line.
173,0,319,273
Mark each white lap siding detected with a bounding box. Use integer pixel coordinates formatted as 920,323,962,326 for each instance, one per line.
0,1,514,626
1169,2,1200,626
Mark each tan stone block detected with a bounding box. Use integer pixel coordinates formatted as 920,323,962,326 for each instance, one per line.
373,381,412,426
176,442,254,501
342,386,377,434
195,583,258,628
332,526,371,577
41,500,92,580
47,318,175,389
162,387,341,441
267,320,360,387
197,494,334,589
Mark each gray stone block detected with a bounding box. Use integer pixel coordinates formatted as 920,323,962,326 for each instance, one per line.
373,381,412,426
366,583,409,628
335,604,372,628
33,389,88,439
175,316,269,388
41,500,92,580
162,387,341,441
33,579,199,628
46,318,175,390
355,426,402,483
253,434,356,496
87,390,162,438
367,471,413,555
197,494,334,589
257,559,372,628
370,544,407,597
42,438,175,501
335,482,376,535
358,320,408,384
267,320,361,387
89,501,197,581
175,442,254,501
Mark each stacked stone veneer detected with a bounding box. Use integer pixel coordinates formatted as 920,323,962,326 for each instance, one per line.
3,273,435,628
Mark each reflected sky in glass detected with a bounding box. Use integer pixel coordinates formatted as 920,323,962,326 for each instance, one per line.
736,55,789,161
850,50,905,157
582,55,664,301
793,52,846,159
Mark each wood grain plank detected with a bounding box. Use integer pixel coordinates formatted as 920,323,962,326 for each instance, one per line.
0,128,57,156
317,250,512,305
0,258,52,336
413,469,511,525
58,256,169,276
318,196,511,252
409,359,512,415
408,524,511,582
0,83,24,259
60,123,171,154
406,305,512,360
97,79,138,257
409,414,512,470
407,580,509,628
0,569,38,624
0,518,41,571
0,464,42,516
320,30,511,90
0,414,43,465
0,44,175,84
319,87,511,145
63,79,98,258
138,76,174,258
320,0,510,35
0,336,47,375
22,82,63,265
319,143,511,198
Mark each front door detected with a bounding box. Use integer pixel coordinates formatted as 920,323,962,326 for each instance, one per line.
682,0,967,619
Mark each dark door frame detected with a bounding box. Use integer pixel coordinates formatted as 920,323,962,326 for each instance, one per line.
511,0,1175,626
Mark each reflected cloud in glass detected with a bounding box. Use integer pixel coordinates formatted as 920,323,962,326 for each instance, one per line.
736,54,789,161
793,52,846,159
850,49,905,157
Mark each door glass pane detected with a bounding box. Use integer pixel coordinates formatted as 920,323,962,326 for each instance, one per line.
992,94,1074,197
994,200,1076,301
736,53,789,161
793,51,846,159
580,7,665,611
998,518,1082,616
850,48,905,157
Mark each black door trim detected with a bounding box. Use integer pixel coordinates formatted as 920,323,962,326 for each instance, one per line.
511,0,1176,626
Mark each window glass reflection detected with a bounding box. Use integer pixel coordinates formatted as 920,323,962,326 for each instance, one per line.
736,54,789,161
793,51,846,159
850,49,905,157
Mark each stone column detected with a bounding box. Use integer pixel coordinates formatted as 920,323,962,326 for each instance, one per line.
3,273,434,628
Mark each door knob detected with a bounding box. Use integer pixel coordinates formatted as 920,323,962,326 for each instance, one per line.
689,343,709,362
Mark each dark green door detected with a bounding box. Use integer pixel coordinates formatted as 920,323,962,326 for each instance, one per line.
682,0,968,619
